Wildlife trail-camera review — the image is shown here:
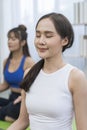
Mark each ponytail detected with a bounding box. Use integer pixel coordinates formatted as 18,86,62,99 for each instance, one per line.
20,59,44,91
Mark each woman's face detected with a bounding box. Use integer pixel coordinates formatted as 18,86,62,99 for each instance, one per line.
8,32,21,52
34,18,67,59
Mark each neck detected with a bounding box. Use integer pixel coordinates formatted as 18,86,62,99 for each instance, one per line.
43,56,66,73
12,51,23,60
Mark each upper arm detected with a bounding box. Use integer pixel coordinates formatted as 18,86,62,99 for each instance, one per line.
23,57,35,78
0,81,9,91
69,69,87,130
0,58,9,91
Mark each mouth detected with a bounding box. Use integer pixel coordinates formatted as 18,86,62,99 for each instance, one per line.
38,47,48,52
8,44,12,47
8,45,12,48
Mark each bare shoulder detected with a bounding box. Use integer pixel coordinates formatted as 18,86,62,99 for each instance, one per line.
70,67,86,80
3,58,8,66
24,56,35,70
69,67,87,93
25,56,35,65
23,68,31,78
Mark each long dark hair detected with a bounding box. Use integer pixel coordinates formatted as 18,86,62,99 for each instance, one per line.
4,24,30,70
20,12,74,92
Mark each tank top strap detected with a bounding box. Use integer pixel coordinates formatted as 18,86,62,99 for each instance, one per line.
20,56,26,69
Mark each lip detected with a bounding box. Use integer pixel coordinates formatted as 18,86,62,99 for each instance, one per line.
8,45,12,48
38,47,48,52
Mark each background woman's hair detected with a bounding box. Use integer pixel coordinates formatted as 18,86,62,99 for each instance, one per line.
20,12,74,92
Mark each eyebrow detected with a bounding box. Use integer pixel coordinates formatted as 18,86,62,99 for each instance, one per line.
36,30,54,34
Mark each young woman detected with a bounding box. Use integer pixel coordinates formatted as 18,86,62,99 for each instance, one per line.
8,13,87,130
0,25,35,122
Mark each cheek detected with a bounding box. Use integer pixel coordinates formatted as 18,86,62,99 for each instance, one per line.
50,42,62,53
34,39,38,48
15,43,20,48
16,41,21,47
12,43,20,50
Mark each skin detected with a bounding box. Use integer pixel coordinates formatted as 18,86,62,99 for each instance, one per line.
35,18,68,73
7,18,87,130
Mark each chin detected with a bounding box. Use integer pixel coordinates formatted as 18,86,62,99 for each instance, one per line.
38,52,49,59
39,55,46,59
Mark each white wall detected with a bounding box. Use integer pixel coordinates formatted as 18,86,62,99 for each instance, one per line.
1,0,87,98
0,0,87,81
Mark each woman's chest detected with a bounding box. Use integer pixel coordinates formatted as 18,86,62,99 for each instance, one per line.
26,78,73,118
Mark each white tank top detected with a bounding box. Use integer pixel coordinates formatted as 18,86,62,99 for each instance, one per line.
26,64,75,130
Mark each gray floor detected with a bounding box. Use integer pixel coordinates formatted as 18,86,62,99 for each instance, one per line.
0,89,10,99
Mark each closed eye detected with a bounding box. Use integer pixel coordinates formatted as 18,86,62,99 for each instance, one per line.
46,35,53,38
36,35,41,38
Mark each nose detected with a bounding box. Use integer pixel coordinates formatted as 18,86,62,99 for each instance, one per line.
8,38,12,43
39,36,46,45
8,39,13,46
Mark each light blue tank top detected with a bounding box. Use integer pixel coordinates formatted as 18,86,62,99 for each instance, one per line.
4,56,26,88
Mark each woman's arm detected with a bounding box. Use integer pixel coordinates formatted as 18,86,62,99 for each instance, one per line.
7,89,29,130
0,59,9,92
70,69,87,130
24,56,35,71
0,81,9,92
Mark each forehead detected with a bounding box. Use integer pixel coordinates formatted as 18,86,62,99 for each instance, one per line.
8,32,15,37
36,18,56,32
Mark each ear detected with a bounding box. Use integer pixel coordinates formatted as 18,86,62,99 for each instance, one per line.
21,40,26,47
62,37,68,46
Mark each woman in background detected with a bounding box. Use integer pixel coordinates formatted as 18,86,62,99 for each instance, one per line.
8,13,87,130
0,25,35,122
